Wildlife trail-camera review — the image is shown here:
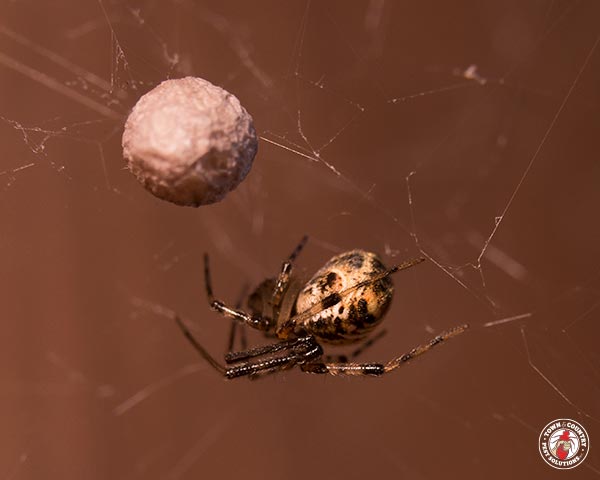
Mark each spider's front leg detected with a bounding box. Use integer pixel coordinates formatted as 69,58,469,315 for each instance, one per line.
175,314,323,379
270,235,308,309
203,253,274,332
174,314,226,375
225,336,323,379
226,285,250,353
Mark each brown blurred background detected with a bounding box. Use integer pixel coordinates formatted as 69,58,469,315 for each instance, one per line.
1,1,599,478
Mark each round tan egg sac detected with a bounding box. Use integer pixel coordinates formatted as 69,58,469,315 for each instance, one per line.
122,77,258,206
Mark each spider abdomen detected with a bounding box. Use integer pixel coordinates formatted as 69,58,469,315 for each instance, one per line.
294,250,393,344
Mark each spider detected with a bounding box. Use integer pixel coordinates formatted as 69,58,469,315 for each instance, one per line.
175,236,468,379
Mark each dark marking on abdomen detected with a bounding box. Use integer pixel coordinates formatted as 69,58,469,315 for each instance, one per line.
321,292,342,309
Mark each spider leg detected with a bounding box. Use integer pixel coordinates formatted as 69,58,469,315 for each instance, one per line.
270,235,308,309
225,336,315,363
227,284,249,352
203,253,216,303
383,324,468,371
324,329,388,363
301,324,468,376
225,336,323,379
203,253,273,332
227,322,248,352
174,314,226,375
175,314,322,379
350,329,388,359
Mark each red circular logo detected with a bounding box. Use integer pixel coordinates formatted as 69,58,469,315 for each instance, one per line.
539,419,589,469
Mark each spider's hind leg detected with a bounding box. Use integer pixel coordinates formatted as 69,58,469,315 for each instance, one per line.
302,324,468,377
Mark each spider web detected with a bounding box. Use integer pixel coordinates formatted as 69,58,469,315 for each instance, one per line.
1,1,599,479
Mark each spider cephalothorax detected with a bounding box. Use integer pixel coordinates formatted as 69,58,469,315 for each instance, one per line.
175,237,468,379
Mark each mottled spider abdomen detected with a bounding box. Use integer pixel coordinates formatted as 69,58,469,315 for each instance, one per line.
294,250,394,344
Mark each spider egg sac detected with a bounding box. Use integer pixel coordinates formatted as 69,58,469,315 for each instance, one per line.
122,77,258,207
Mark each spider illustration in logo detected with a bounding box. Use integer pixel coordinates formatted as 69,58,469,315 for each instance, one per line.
551,430,575,461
